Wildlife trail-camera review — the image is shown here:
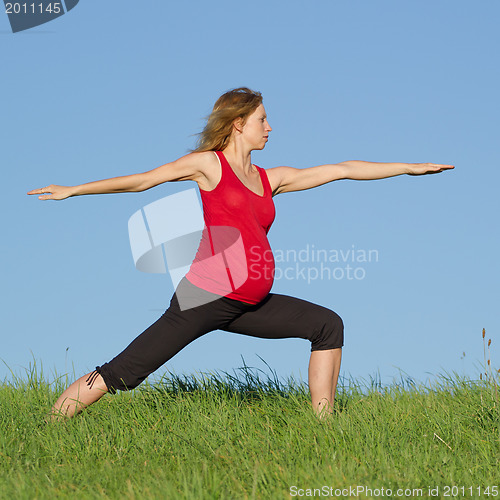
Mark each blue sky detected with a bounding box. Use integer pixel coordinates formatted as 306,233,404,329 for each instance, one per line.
2,0,499,389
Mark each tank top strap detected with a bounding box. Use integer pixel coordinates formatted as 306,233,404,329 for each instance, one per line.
215,150,230,171
214,150,224,164
256,165,272,197
214,150,231,184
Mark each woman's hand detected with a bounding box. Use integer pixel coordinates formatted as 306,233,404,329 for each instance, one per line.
407,163,455,175
27,185,74,201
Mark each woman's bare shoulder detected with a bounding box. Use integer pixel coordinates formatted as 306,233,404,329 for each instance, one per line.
174,150,217,166
177,151,220,190
263,166,292,196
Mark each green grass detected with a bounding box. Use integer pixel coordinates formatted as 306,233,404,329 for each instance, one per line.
0,362,498,500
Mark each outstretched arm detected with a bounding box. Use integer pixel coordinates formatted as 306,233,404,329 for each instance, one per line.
27,152,214,201
336,160,454,179
267,161,454,195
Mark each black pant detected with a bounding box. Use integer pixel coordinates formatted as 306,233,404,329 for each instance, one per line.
95,277,344,393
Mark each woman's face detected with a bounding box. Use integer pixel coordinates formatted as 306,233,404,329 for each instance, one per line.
241,104,272,150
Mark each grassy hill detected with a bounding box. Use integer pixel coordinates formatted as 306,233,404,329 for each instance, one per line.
1,361,498,499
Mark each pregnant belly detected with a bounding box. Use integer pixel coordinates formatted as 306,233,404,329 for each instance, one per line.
185,226,275,304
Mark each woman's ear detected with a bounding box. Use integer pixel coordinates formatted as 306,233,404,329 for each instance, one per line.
233,117,244,134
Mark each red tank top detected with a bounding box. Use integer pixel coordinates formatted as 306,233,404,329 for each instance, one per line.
184,151,276,304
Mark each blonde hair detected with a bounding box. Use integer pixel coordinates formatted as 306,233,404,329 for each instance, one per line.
193,87,263,152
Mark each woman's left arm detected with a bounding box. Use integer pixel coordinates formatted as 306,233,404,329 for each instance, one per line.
338,160,454,179
267,161,455,195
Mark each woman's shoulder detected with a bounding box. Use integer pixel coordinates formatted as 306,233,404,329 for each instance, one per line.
261,165,292,196
179,150,218,163
173,150,219,173
177,151,220,190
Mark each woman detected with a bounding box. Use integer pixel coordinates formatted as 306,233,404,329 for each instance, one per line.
28,87,454,419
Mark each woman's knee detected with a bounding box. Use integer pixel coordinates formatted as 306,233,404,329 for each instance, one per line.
310,309,344,351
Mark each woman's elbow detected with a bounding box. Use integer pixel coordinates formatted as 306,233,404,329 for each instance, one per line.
134,172,158,192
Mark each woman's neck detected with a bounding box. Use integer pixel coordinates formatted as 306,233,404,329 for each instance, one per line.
222,142,254,174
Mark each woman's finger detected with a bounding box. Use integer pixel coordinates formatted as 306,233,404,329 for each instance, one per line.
39,191,57,200
430,164,454,170
28,186,56,197
408,163,455,176
27,187,49,195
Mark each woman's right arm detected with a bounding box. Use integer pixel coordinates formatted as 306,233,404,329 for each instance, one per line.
27,152,214,201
